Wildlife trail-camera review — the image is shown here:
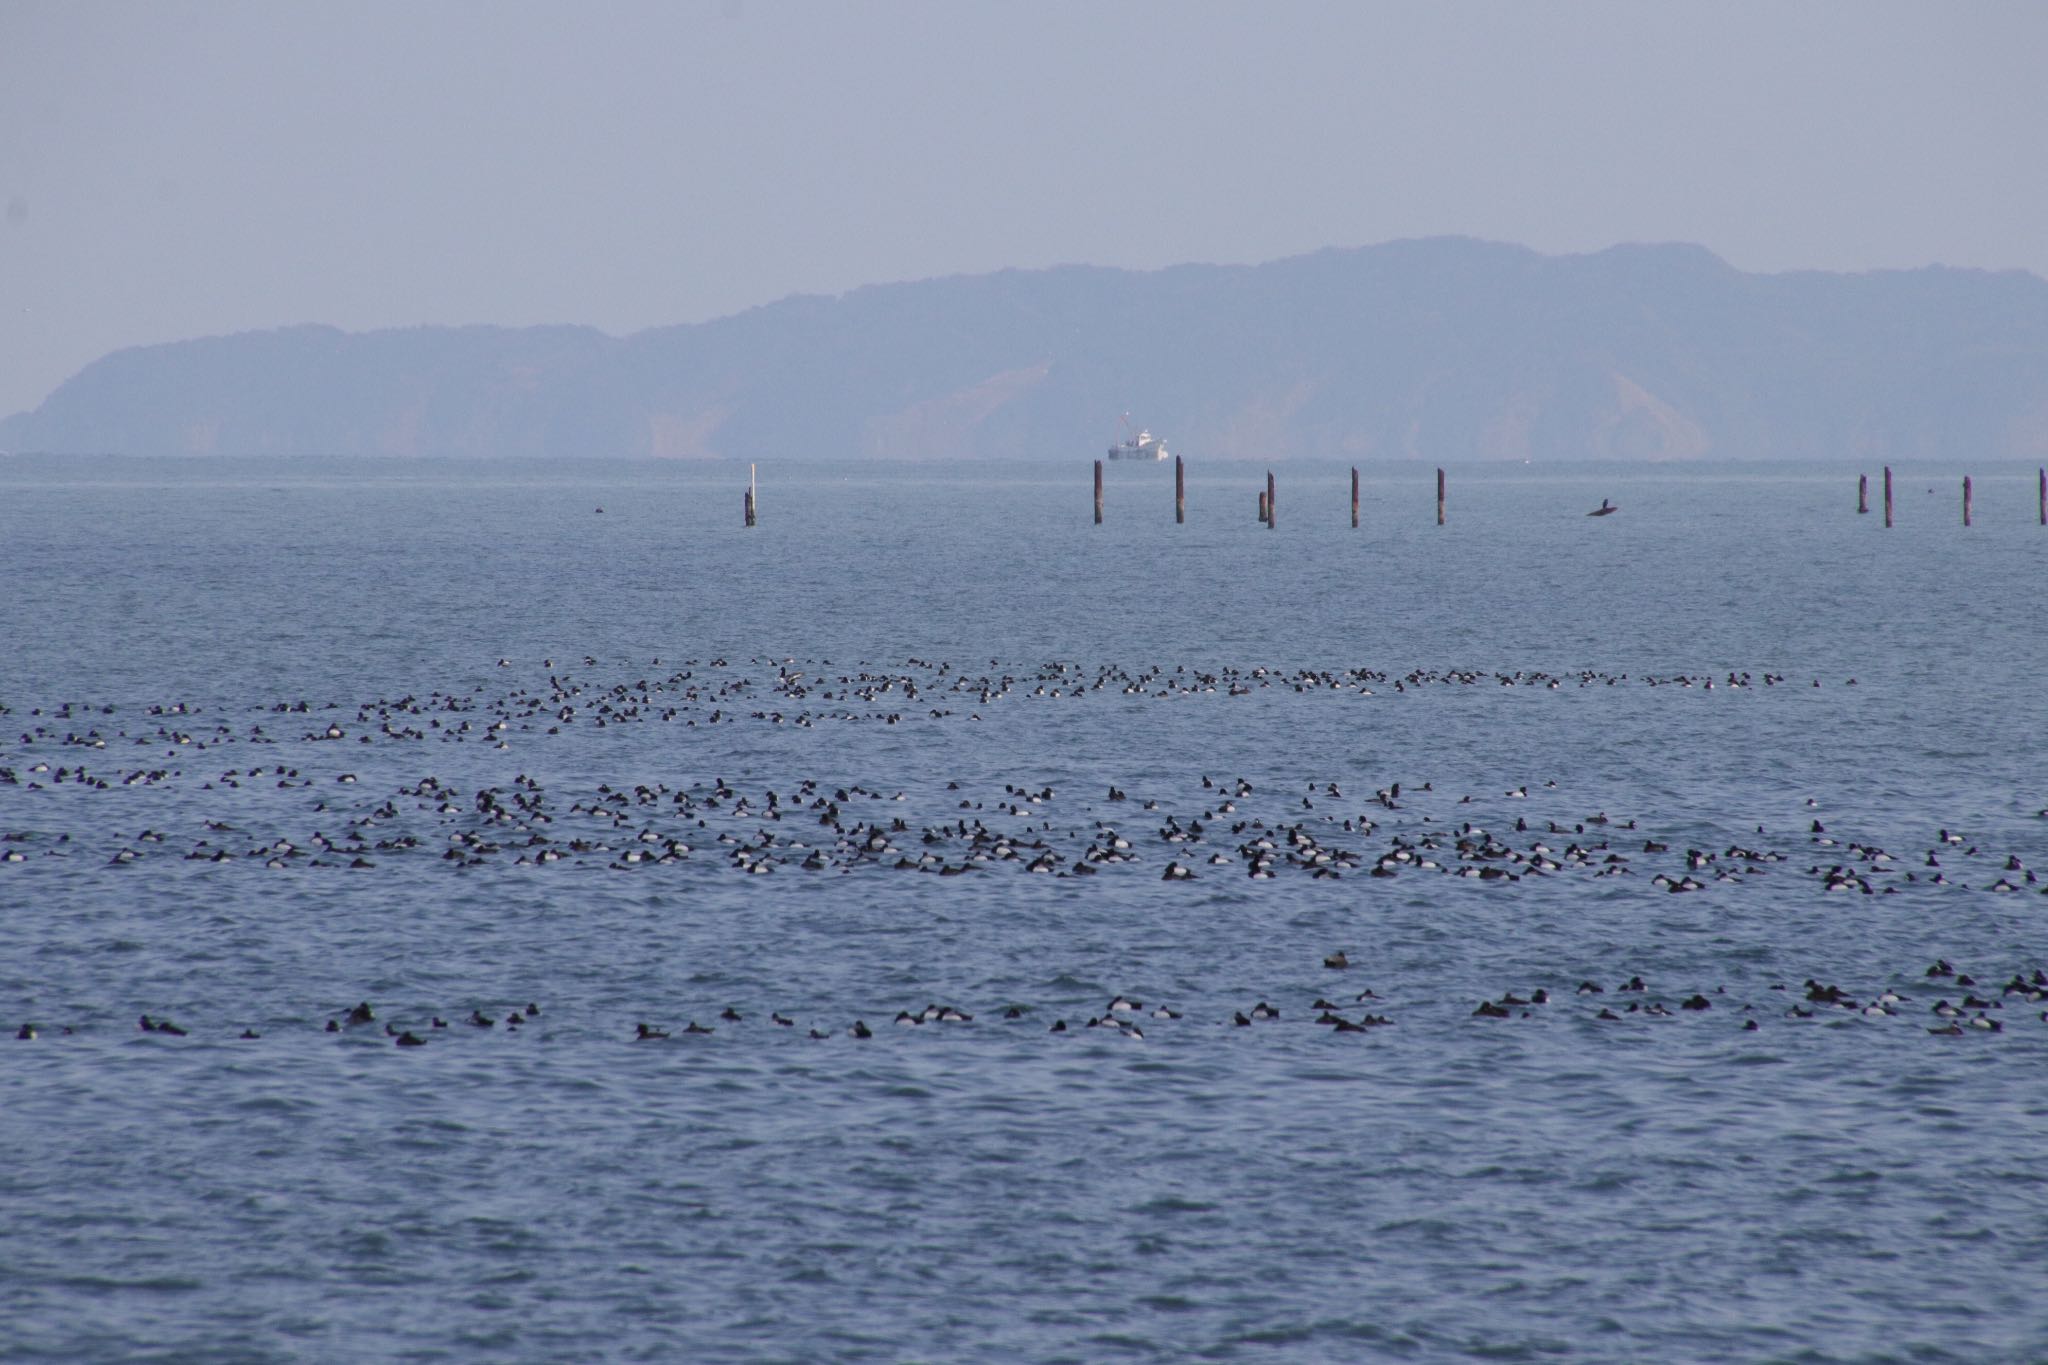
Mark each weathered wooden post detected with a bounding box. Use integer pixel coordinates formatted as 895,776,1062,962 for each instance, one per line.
1266,471,1276,529
1963,475,1972,527
1094,459,1103,525
1256,490,1267,522
1351,467,1360,529
1436,467,1446,526
1857,473,1868,515
744,463,757,527
1883,466,1893,528
2040,467,2046,526
1175,455,1185,524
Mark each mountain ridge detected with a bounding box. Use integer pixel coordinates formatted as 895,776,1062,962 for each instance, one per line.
8,238,2047,463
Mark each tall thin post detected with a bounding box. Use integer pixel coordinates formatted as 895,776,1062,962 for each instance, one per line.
1351,467,1360,528
1857,473,1868,515
1883,466,1893,528
1257,490,1267,522
745,463,757,527
1175,455,1185,524
1094,460,1103,525
1963,475,1972,527
2039,467,2046,526
1436,468,1446,526
1266,470,1276,529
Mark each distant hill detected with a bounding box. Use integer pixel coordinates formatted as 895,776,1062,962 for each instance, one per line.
7,238,2048,462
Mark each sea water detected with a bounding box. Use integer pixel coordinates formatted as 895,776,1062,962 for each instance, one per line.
1,458,2045,1362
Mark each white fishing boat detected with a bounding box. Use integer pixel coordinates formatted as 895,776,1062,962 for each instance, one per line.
1106,415,1170,462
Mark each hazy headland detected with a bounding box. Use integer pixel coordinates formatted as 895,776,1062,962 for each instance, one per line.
8,237,2046,466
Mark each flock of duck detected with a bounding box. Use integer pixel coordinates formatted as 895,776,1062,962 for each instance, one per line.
16,956,2046,1045
6,654,2042,1051
6,655,1852,758
3,739,2040,896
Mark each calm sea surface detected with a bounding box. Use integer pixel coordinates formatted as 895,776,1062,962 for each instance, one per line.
2,458,2046,1363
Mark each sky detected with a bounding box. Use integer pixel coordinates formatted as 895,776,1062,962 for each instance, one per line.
2,0,2044,419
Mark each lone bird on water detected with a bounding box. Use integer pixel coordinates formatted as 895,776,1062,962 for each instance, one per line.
1587,499,1617,517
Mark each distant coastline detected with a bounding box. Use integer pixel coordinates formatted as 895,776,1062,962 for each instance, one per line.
7,238,2047,465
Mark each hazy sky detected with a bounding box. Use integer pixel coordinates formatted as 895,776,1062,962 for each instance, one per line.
3,0,2043,418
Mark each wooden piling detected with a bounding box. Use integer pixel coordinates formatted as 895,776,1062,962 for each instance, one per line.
1094,460,1103,525
1883,466,1893,528
2040,467,2045,526
1963,475,1972,527
1175,455,1185,524
1857,473,1868,515
1351,467,1360,528
1266,471,1276,529
1436,467,1445,526
1257,490,1267,522
743,488,755,527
